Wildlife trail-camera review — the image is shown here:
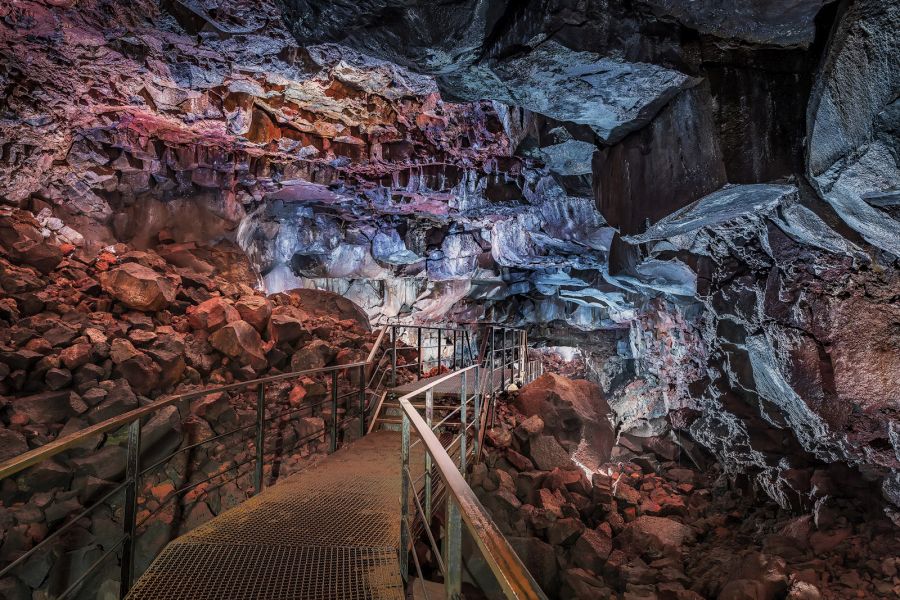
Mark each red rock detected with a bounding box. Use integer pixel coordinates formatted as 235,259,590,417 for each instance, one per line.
99,262,178,311
486,427,512,448
617,516,695,558
614,481,642,506
665,468,695,483
506,449,534,471
809,527,851,554
150,482,176,502
187,296,240,332
268,307,311,346
110,339,161,395
515,373,614,470
536,488,565,518
236,295,272,332
516,414,544,437
572,527,613,573
59,343,91,370
209,320,268,371
544,467,584,493
290,339,336,372
547,516,585,546
10,390,72,424
527,434,574,471
288,384,308,406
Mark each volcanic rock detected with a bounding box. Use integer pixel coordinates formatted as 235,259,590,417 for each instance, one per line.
209,320,268,371
187,297,240,332
515,374,614,470
100,263,178,312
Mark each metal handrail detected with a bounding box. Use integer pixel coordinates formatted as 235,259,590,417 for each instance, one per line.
0,320,536,599
0,361,369,480
396,365,548,600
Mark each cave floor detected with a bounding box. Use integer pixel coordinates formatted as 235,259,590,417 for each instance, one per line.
126,430,424,600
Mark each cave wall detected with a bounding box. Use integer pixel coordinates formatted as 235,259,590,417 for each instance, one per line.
1,0,898,513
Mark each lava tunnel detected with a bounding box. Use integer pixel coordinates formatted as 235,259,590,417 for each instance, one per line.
0,0,898,598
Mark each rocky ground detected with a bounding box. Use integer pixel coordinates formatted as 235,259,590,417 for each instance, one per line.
0,207,378,599
472,375,900,600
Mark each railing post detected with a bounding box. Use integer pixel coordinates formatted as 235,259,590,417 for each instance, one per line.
500,328,506,390
437,329,442,374
473,366,481,459
452,330,458,370
254,383,265,494
391,326,397,387
358,364,366,438
120,419,141,597
459,370,467,473
416,327,422,379
400,412,410,582
330,371,338,453
424,388,433,523
445,498,462,599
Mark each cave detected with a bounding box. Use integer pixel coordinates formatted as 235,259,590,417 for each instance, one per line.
0,0,898,599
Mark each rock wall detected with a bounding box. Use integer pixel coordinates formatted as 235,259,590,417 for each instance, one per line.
1,0,898,547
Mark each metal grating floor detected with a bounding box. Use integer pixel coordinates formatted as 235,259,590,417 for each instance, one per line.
127,545,403,600
127,431,421,600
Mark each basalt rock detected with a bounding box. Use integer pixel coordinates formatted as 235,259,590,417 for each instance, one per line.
515,374,615,471
100,263,178,312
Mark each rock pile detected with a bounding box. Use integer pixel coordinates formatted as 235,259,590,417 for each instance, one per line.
0,207,378,599
472,378,900,600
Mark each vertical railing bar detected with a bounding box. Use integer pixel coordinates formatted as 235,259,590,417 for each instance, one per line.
254,383,265,494
437,329,442,375
452,329,458,370
391,325,397,387
330,371,338,453
119,419,141,597
424,388,433,523
417,326,423,379
445,497,462,598
400,413,410,582
358,364,366,438
459,371,467,474
473,366,481,459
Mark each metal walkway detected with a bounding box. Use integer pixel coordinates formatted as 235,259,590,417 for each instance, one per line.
127,431,422,600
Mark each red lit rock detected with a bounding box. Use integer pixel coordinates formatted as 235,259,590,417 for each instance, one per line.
187,297,240,332
209,320,268,371
100,263,178,312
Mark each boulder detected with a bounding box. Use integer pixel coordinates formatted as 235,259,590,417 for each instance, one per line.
290,339,337,372
267,306,311,346
508,536,559,591
0,429,28,462
515,374,614,470
573,527,613,573
187,296,240,332
100,262,178,311
209,320,268,371
527,434,575,471
235,296,272,332
10,390,72,424
110,338,160,395
71,445,127,480
60,343,91,370
617,516,695,558
547,517,585,546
